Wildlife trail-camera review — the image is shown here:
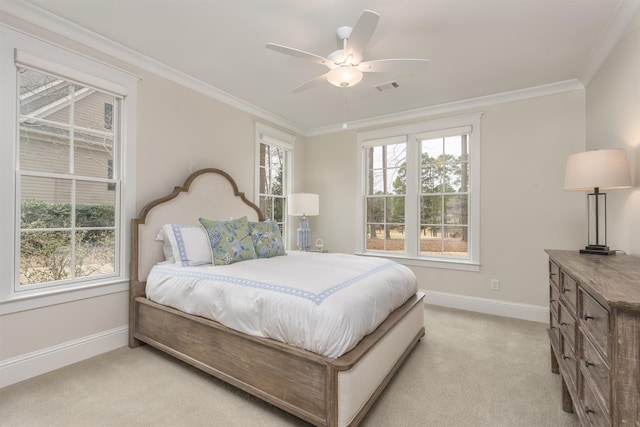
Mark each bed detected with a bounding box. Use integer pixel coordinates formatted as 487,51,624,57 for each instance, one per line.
129,168,426,427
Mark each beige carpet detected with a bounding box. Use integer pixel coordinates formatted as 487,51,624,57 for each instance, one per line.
0,306,579,426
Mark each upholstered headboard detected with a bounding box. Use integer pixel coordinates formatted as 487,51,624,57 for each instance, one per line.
130,168,263,288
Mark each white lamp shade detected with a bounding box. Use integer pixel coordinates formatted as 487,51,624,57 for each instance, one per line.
327,66,363,88
288,193,319,216
564,149,631,191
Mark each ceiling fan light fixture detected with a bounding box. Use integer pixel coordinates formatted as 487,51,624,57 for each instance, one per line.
327,66,363,88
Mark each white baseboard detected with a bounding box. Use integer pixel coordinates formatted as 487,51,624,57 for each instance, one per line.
0,326,128,388
423,290,548,323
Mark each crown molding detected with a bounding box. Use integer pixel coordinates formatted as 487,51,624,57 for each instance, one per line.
0,0,306,136
579,0,640,85
306,79,585,137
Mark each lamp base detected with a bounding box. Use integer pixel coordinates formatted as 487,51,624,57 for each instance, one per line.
580,245,615,256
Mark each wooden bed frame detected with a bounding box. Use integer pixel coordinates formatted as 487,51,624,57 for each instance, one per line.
129,168,425,427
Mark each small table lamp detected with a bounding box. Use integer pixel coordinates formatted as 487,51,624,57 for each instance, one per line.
564,149,631,255
288,193,319,251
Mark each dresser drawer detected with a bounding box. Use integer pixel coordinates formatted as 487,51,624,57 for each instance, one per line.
549,309,560,345
580,333,610,411
580,289,609,359
550,285,560,319
581,371,611,427
561,336,577,387
560,271,578,313
559,303,576,350
549,260,560,290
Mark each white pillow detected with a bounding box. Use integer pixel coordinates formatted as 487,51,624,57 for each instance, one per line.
156,224,212,266
155,228,175,263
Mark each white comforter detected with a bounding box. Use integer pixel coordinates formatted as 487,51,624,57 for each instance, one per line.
146,251,418,358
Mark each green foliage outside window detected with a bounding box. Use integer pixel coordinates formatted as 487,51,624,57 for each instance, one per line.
20,200,115,285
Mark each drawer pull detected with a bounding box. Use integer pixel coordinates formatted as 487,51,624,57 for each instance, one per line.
585,407,596,415
584,360,595,368
560,322,569,327
562,354,572,361
563,288,571,293
583,314,594,321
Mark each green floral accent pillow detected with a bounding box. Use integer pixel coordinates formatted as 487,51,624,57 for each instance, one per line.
199,216,256,265
249,220,286,259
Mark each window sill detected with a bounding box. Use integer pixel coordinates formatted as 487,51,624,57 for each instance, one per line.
355,252,481,272
0,279,129,315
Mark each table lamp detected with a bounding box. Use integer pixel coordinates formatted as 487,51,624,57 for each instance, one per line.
288,193,319,251
564,149,631,255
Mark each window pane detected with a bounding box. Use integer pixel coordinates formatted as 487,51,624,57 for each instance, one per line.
386,224,405,252
260,195,273,220
76,181,116,227
442,226,468,257
20,230,72,285
367,143,406,195
259,166,268,194
420,225,440,254
20,122,71,174
74,131,114,179
19,68,71,125
367,169,385,195
444,135,464,156
420,195,442,224
366,197,384,223
444,194,467,225
272,196,284,223
21,176,72,228
421,138,442,158
421,157,443,193
387,196,405,224
76,229,115,277
74,91,116,132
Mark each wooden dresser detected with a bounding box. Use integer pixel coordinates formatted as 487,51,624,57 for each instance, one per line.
546,250,640,426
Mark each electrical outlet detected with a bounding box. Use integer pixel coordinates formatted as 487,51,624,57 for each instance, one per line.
490,279,500,290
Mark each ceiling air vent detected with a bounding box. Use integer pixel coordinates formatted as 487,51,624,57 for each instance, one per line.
374,81,400,92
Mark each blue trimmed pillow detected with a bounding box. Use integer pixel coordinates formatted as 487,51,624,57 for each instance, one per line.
249,220,286,258
199,216,256,265
156,224,212,266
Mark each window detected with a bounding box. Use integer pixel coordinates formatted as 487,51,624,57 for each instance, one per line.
364,137,407,252
357,114,481,270
255,123,294,247
18,67,121,288
0,27,138,306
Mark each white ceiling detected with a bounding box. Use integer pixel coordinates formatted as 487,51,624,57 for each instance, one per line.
5,0,639,135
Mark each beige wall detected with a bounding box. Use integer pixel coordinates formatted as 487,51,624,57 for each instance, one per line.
586,10,640,255
305,91,586,308
0,292,127,360
136,73,260,212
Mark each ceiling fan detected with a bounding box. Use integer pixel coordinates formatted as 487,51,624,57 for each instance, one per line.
266,10,430,93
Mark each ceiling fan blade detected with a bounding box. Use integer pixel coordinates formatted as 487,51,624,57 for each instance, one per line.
358,58,430,73
291,73,329,93
266,43,333,68
345,10,380,63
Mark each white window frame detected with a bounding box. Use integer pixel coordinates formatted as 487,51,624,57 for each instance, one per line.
356,113,481,271
254,122,294,248
0,25,139,313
